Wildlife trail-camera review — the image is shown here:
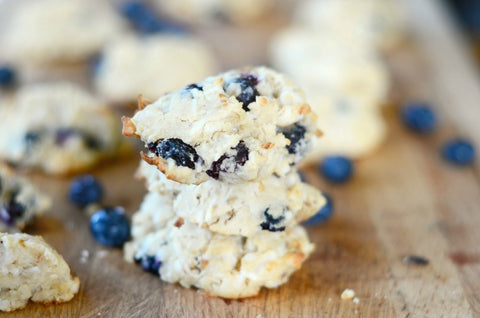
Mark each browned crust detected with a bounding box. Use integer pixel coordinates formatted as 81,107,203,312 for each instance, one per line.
262,142,275,150
174,217,184,228
121,116,139,138
140,151,167,174
137,95,153,110
298,104,312,114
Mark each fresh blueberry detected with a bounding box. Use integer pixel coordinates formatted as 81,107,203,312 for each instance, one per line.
304,192,334,225
0,198,25,226
185,83,203,91
69,175,103,207
148,138,200,169
90,207,130,247
206,141,249,179
281,124,306,155
320,156,354,183
260,208,285,232
0,66,16,87
137,255,162,274
121,1,185,34
227,75,259,111
401,102,436,134
442,138,475,166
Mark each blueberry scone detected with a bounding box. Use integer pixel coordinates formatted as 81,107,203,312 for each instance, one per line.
300,95,387,163
137,161,325,236
0,233,80,312
0,82,124,174
270,27,390,108
95,34,217,105
293,0,405,52
153,0,274,24
0,165,51,233
2,0,125,65
124,192,314,299
122,67,321,184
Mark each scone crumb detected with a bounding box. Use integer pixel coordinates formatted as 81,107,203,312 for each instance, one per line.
174,218,185,228
80,249,90,264
341,288,355,300
315,129,324,137
353,297,360,304
262,142,275,149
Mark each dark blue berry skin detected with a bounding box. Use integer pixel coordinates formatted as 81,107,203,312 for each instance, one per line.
232,75,259,111
304,192,333,226
281,124,306,155
0,66,16,88
69,175,103,207
401,102,436,134
260,208,285,232
121,2,185,34
442,139,475,166
320,156,354,183
148,138,200,169
136,255,162,274
0,199,25,226
90,207,130,247
206,141,249,179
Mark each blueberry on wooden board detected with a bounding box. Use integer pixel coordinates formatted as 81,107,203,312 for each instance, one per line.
69,175,103,207
319,156,354,183
442,138,475,166
90,207,130,247
401,102,437,134
148,138,200,169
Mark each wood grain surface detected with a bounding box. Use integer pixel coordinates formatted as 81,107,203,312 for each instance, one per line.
2,0,480,317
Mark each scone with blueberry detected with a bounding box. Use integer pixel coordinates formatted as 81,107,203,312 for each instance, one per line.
0,232,80,312
0,82,124,175
122,66,322,184
152,0,274,25
1,0,125,66
270,27,390,109
137,160,325,236
124,191,314,299
0,165,51,233
95,34,217,106
293,0,405,52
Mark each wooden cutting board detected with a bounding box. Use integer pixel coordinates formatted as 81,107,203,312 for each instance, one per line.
2,0,480,317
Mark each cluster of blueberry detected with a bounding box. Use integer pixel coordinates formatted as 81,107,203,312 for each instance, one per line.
401,102,475,165
69,175,130,247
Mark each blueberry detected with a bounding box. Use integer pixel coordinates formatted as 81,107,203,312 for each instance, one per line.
320,156,354,183
137,255,162,274
55,128,100,149
401,102,437,134
227,75,259,111
442,138,475,166
0,66,16,87
260,208,285,232
185,83,203,91
121,1,185,34
206,141,249,179
298,170,307,183
281,124,307,156
90,207,130,247
24,130,44,152
0,198,25,226
304,192,333,225
69,175,103,207
148,138,200,169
